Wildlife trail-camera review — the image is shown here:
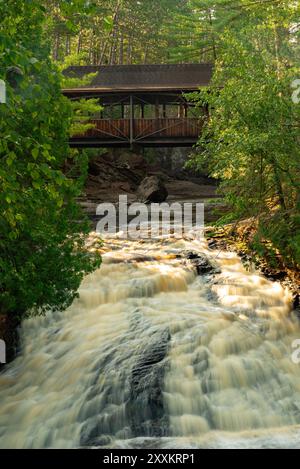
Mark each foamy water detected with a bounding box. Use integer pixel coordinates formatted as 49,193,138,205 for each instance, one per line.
0,235,299,449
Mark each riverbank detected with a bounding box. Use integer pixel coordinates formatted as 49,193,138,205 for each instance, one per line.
206,222,300,314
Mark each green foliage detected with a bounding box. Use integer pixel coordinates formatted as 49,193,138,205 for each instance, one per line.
167,0,221,63
0,0,101,318
189,0,300,267
58,53,103,136
46,0,188,65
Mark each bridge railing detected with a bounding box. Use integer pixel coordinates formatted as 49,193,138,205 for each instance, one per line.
76,117,203,143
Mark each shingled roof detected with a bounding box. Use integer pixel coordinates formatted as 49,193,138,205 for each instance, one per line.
63,63,213,93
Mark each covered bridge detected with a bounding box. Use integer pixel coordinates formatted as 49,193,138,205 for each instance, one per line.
63,63,213,148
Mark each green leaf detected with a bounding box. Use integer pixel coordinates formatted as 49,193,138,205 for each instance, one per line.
6,151,16,166
32,147,39,160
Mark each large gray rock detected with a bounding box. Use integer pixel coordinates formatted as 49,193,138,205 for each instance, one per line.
136,176,168,204
127,328,171,437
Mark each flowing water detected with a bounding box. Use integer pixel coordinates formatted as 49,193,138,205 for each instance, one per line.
0,233,300,449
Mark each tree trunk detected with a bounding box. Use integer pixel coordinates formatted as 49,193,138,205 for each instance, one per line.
65,35,71,57
119,32,124,64
53,32,60,61
88,30,95,64
77,34,82,55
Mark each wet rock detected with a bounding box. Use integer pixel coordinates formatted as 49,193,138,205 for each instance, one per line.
207,238,227,251
294,309,300,322
79,422,98,447
208,240,217,249
136,176,168,204
82,434,113,448
185,252,221,275
293,293,299,309
117,152,147,172
261,267,288,282
186,252,201,260
127,328,171,437
206,290,219,303
79,337,130,447
79,325,171,447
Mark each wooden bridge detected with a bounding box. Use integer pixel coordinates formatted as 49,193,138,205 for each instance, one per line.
63,64,212,148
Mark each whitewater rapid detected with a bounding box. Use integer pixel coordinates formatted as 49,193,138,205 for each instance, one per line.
0,235,299,449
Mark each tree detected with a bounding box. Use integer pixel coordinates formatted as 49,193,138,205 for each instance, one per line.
0,0,101,318
189,0,300,266
46,0,189,65
168,0,242,63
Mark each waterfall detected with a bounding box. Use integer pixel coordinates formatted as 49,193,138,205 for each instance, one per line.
0,235,299,449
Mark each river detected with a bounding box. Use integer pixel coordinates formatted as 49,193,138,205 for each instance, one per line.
0,233,300,449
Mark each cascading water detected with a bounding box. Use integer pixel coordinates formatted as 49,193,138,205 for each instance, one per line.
0,234,300,449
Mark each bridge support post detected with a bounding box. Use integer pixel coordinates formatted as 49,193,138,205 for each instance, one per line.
163,104,167,119
130,94,134,148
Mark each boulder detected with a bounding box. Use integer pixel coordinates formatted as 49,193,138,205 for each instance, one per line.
185,251,221,275
127,328,171,437
117,151,147,171
136,176,168,204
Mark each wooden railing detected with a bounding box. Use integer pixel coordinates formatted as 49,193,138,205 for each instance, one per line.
78,118,203,142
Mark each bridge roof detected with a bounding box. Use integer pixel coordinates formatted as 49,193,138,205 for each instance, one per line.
63,63,213,95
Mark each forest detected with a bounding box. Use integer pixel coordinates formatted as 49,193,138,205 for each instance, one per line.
0,0,300,451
